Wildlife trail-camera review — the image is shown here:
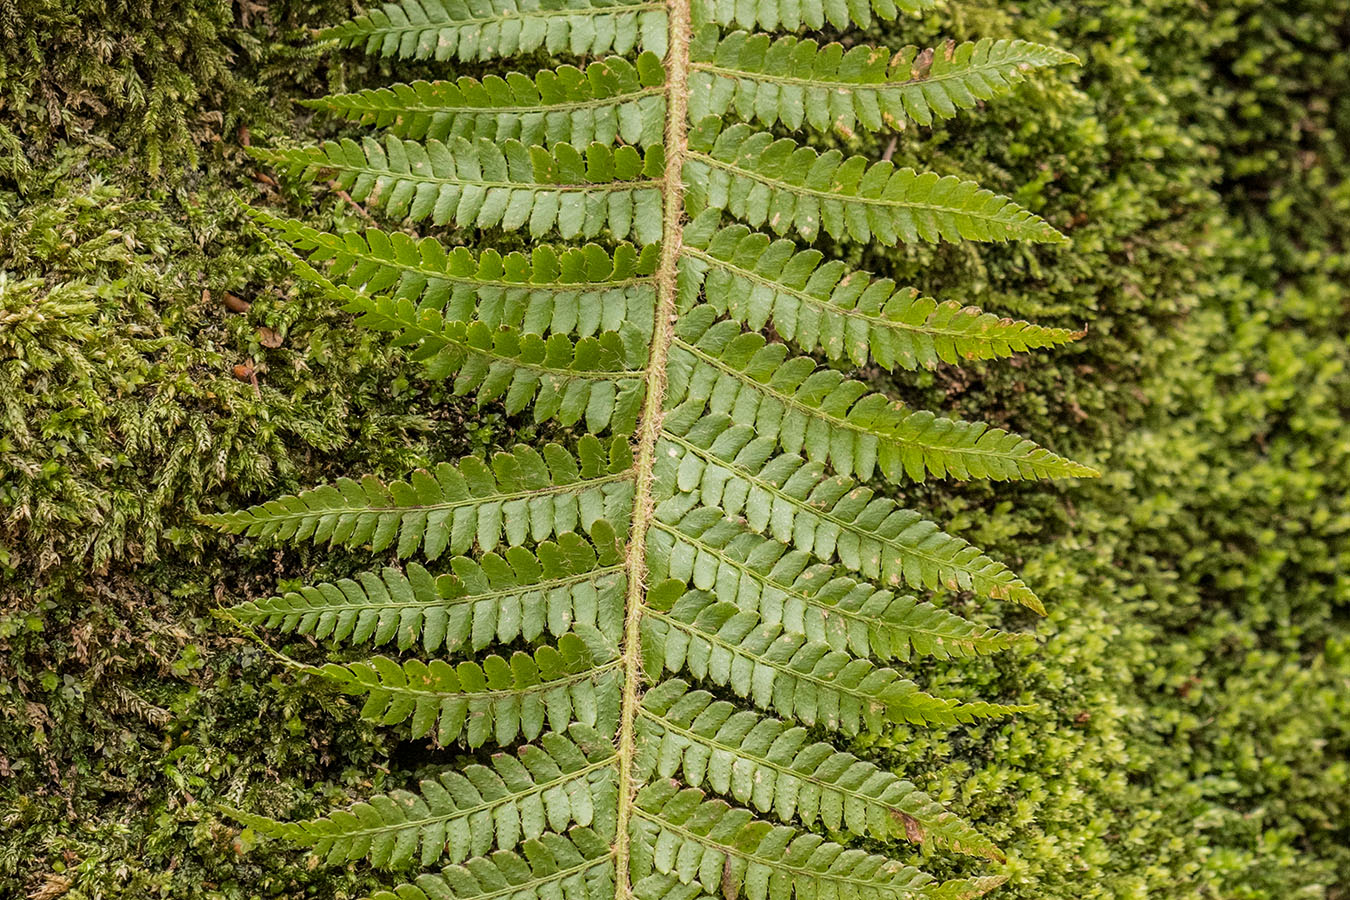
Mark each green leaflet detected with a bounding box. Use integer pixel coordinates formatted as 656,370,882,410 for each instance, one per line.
689,28,1078,134
309,53,667,148
252,210,660,343
229,524,628,653
684,120,1067,245
228,727,617,869
251,138,665,242
314,628,623,746
680,215,1084,369
325,0,669,62
203,436,634,560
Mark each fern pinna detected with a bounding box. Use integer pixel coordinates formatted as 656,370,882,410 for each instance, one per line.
209,1,1096,897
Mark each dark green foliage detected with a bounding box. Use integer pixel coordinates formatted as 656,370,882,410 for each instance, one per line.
1,1,1347,899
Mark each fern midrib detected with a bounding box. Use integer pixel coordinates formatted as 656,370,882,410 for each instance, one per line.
317,85,666,117
659,429,1036,600
228,471,634,526
313,157,660,194
322,656,624,699
259,564,626,618
613,0,691,895
688,49,1044,92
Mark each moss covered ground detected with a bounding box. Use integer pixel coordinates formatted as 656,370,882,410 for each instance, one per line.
1,1,1346,897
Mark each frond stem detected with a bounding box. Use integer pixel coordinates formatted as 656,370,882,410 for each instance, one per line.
614,0,691,895
231,471,634,526
312,85,666,118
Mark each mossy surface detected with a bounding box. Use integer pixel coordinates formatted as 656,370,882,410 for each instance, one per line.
1,2,1346,898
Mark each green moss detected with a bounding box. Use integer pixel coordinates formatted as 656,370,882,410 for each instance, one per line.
0,0,1346,898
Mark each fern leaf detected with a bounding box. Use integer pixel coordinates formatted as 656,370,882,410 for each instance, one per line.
667,308,1096,482
310,54,667,148
230,524,628,652
202,436,635,560
692,0,939,31
643,587,1023,734
232,2,1091,893
647,509,1029,662
252,138,665,242
637,680,1004,859
370,827,616,900
314,629,623,746
681,214,1084,370
228,727,616,869
684,120,1065,245
325,0,669,62
631,781,1000,900
656,412,1045,612
253,210,660,342
689,29,1078,135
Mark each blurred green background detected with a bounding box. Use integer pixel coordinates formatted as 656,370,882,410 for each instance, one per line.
0,1,1346,897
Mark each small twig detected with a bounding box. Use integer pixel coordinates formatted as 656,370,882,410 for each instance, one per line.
328,180,377,224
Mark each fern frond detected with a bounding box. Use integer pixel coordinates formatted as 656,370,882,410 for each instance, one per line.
681,215,1083,369
252,138,665,242
637,679,1004,858
643,586,1023,734
313,628,622,746
370,827,616,900
647,509,1029,663
310,54,666,149
325,0,669,62
231,524,627,653
232,2,1091,893
202,436,634,560
253,210,660,341
228,727,616,869
631,781,1002,900
684,121,1065,245
656,412,1045,611
667,308,1096,482
692,0,938,31
689,29,1077,135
